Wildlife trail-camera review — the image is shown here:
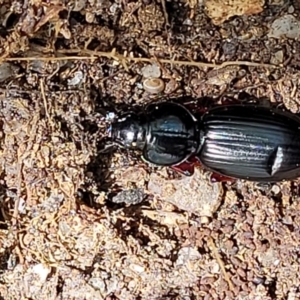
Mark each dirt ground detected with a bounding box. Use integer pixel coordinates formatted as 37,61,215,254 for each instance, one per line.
0,0,300,299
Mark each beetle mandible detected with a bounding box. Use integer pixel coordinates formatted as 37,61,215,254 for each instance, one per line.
109,100,300,182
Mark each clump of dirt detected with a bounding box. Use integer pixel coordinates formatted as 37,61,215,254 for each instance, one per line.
0,0,300,299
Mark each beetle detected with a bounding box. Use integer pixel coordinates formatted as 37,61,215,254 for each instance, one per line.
109,100,300,182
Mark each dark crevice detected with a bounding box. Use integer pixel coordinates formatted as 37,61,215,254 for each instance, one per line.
267,278,277,299
56,276,64,295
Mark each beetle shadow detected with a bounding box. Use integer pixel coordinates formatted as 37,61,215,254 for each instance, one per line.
79,90,152,210
78,90,120,208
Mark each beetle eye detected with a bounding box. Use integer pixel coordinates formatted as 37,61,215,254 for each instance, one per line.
106,112,116,121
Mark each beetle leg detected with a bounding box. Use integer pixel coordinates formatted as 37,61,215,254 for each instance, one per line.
210,172,236,183
181,97,212,115
221,93,273,107
220,96,241,106
180,102,207,115
171,162,195,176
220,94,271,107
170,156,201,176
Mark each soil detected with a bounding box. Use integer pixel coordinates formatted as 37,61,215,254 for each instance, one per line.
0,0,300,299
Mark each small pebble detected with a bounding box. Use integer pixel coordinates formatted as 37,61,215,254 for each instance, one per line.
141,64,161,78
271,184,281,195
288,5,295,14
148,168,222,216
268,15,300,39
143,77,165,94
68,71,84,86
0,62,19,82
111,188,145,205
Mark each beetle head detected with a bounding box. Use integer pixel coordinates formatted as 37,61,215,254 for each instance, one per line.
110,113,146,150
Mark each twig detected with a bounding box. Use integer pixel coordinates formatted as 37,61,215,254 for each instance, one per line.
208,237,234,291
0,48,280,70
39,79,50,120
12,147,23,227
14,245,25,265
161,0,170,27
67,48,280,69
0,56,93,62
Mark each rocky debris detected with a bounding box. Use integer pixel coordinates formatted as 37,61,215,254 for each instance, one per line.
0,1,300,299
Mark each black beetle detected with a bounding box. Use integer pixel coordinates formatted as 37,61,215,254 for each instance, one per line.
109,101,300,182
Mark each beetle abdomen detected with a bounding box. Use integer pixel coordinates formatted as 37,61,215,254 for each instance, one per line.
198,105,300,181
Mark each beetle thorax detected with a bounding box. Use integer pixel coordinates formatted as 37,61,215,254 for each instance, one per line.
142,103,200,166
